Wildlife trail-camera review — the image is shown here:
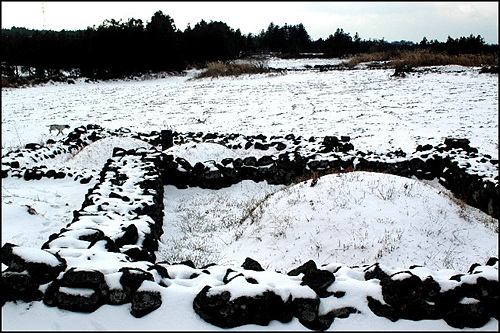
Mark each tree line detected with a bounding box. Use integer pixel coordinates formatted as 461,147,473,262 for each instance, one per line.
1,10,498,79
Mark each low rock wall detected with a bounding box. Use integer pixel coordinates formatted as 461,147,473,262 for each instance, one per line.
1,126,498,329
160,132,498,218
2,146,166,317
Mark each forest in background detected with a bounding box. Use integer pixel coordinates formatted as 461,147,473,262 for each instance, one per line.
1,10,498,81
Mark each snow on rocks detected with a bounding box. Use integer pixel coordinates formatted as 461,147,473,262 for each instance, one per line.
42,145,164,264
1,125,498,329
192,258,499,330
3,124,497,217
1,124,158,184
161,130,498,218
1,243,67,304
31,145,165,315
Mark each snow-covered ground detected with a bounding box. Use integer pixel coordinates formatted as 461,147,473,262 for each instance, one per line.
2,58,498,159
1,58,498,330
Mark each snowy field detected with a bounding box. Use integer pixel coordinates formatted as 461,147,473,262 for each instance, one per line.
1,58,499,330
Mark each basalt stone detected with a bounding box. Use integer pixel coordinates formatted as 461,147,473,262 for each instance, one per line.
114,224,139,248
107,284,130,305
54,171,67,179
87,237,120,253
241,257,264,272
322,136,339,152
109,191,122,199
379,271,442,320
232,158,243,169
416,144,433,152
222,269,242,284
23,169,44,181
60,268,107,295
1,243,67,284
124,247,155,262
176,260,196,268
66,131,81,141
1,270,44,304
74,126,87,134
461,277,499,319
301,311,336,331
329,306,359,318
364,263,390,281
79,176,92,184
265,163,295,185
193,162,208,174
308,159,329,171
25,143,42,150
366,295,399,322
288,260,317,276
220,166,239,184
292,297,322,329
175,157,192,171
160,129,174,149
9,161,20,168
301,269,336,297
485,257,498,266
193,286,291,328
221,158,234,166
243,156,257,166
148,264,170,279
57,286,102,313
271,141,287,151
468,263,481,274
381,272,424,307
257,155,274,166
87,131,102,142
339,142,354,152
238,166,263,182
443,301,491,329
203,133,218,140
444,138,471,150
43,280,61,307
422,276,442,301
119,267,154,292
254,142,269,150
130,284,162,318
200,169,228,189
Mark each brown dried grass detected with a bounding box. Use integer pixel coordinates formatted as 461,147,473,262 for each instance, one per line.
342,50,498,68
196,60,281,78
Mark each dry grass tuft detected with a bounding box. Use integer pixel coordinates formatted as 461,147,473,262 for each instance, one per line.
196,60,282,78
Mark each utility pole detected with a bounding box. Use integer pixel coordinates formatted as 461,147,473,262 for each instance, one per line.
41,2,47,30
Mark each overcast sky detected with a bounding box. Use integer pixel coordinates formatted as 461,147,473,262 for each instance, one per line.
1,1,498,44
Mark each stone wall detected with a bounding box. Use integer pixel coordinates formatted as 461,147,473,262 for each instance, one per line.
1,126,498,329
160,132,498,218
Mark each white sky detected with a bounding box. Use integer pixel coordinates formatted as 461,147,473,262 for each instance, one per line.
1,1,498,44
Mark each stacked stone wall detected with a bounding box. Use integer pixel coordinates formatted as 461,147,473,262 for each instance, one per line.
1,126,498,329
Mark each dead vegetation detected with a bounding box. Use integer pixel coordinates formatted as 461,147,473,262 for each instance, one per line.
341,50,499,69
195,60,284,79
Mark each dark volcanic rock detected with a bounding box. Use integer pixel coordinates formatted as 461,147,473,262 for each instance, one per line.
193,286,292,328
1,270,44,304
301,269,336,297
130,281,162,318
1,243,66,284
288,260,317,276
241,257,265,271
